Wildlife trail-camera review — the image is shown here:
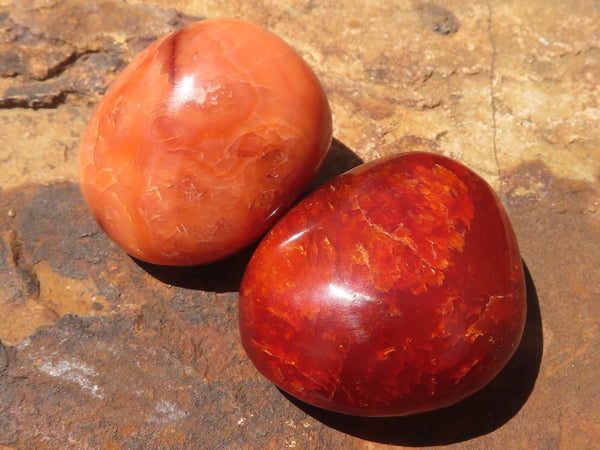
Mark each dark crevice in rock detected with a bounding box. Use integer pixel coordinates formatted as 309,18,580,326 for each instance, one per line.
6,229,40,299
0,89,70,109
40,49,101,82
486,0,501,195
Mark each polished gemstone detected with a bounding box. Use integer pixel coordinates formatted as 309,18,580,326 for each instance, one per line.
79,18,332,265
239,152,527,417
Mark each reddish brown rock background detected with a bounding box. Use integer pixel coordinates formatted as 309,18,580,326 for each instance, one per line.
0,0,598,448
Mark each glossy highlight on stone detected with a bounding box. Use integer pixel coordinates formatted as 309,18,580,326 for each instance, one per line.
239,152,527,417
78,18,332,265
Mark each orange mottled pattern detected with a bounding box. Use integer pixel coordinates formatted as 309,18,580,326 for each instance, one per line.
239,152,527,416
79,18,332,265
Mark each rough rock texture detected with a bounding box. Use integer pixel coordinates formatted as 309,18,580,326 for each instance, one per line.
0,0,598,448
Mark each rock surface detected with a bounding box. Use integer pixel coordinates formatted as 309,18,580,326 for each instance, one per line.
0,0,598,448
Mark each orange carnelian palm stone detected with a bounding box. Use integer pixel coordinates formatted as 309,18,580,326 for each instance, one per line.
239,152,527,417
79,18,332,265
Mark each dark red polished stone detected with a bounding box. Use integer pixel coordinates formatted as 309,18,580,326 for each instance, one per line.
239,152,527,417
78,18,332,266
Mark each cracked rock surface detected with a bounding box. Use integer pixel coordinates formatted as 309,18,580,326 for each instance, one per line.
1,0,599,448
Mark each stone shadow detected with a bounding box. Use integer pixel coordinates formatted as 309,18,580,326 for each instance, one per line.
309,138,364,190
133,243,257,294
